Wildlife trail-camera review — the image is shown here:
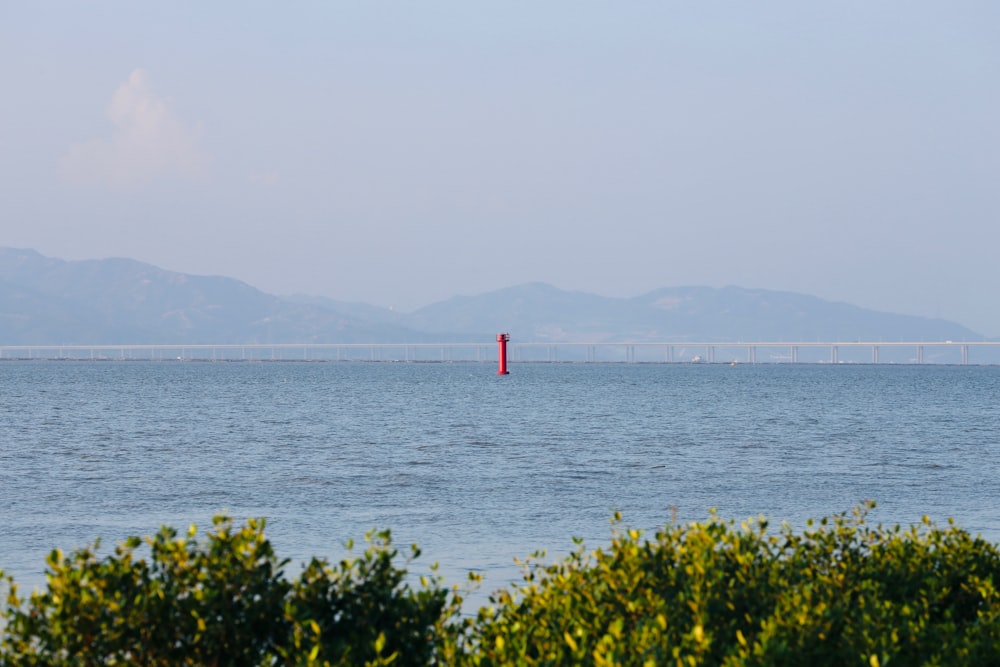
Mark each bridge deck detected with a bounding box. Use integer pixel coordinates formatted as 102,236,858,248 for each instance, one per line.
1,342,998,364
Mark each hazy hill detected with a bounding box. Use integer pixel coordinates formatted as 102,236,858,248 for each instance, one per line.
400,283,637,341
401,283,980,343
0,248,983,344
0,248,421,344
628,286,976,342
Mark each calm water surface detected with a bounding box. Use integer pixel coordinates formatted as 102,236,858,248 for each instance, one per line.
1,361,999,604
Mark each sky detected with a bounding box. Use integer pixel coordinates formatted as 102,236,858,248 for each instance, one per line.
2,2,999,334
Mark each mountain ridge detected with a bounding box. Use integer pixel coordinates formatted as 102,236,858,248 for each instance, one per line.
0,248,983,345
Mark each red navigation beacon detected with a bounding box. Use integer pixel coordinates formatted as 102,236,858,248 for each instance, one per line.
496,333,510,375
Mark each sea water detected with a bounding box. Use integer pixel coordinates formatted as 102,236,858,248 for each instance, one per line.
1,361,999,607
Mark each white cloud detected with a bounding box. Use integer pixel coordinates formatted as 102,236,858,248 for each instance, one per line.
60,69,207,189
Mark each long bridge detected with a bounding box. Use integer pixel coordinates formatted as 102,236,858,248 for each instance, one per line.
1,342,999,365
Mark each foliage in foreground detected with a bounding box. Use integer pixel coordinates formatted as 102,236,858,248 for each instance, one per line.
1,518,454,666
456,504,1000,666
3,504,1000,666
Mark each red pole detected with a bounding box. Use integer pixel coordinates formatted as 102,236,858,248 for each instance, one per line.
497,333,510,375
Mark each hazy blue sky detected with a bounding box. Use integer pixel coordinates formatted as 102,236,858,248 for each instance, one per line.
3,3,999,333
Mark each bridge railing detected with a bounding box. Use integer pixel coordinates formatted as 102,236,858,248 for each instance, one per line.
1,342,998,365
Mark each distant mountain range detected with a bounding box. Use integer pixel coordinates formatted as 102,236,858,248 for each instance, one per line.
0,247,982,345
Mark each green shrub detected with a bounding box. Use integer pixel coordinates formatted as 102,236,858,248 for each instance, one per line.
3,505,1000,666
0,517,458,666
2,517,288,666
280,531,458,666
457,503,1000,666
